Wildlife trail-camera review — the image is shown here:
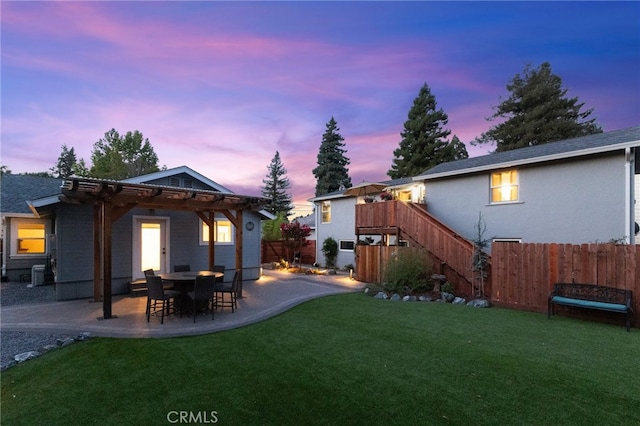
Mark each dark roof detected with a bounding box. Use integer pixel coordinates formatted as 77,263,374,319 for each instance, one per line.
1,174,63,214
418,126,640,178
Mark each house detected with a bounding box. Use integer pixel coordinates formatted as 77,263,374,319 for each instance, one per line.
1,174,64,282
1,166,269,306
308,177,416,269
413,126,640,246
309,126,640,270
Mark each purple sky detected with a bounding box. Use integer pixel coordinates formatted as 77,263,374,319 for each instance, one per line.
2,1,639,213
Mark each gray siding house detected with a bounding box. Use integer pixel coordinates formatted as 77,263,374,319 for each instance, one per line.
1,166,268,300
414,126,640,246
308,126,640,267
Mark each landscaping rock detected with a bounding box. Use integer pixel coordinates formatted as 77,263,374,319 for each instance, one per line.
419,295,433,302
374,291,388,300
75,332,92,341
363,287,371,294
467,299,491,308
390,293,401,301
441,292,455,303
56,337,75,347
453,297,466,305
15,351,40,363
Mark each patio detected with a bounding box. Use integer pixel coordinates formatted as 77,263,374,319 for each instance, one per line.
0,269,364,338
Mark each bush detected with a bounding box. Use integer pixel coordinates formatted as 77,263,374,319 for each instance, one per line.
382,249,432,294
322,237,338,269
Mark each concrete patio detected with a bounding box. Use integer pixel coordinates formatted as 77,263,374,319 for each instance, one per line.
0,269,364,338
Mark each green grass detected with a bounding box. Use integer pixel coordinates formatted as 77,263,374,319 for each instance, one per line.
2,294,639,425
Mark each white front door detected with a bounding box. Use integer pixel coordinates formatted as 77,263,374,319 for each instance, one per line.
132,216,169,279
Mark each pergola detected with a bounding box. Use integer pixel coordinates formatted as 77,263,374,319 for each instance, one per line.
60,177,268,319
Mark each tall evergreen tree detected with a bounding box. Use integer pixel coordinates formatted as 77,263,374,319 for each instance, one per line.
474,62,602,152
51,144,78,178
388,83,456,179
261,151,293,217
313,117,352,196
90,128,160,179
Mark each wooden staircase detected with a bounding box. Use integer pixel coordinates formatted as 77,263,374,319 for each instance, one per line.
355,201,487,291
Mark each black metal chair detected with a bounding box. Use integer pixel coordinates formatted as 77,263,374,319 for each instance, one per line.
187,275,216,323
215,270,240,313
174,265,191,272
212,265,225,284
146,275,181,324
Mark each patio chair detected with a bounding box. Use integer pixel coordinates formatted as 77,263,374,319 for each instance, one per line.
143,269,155,276
212,265,226,284
174,264,191,272
215,270,240,313
187,275,216,323
146,275,181,324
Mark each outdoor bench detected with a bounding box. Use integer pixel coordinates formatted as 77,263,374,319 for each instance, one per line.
548,283,634,331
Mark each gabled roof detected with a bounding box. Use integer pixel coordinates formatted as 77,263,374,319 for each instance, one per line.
124,165,234,193
415,126,640,180
0,174,63,214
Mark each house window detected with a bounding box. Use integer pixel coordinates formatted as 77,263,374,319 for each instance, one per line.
200,220,234,245
13,220,47,255
321,201,331,223
491,170,519,203
339,240,355,251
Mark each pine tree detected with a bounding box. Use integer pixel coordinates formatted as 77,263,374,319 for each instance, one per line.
261,151,293,216
51,144,78,178
313,117,352,196
388,83,456,179
474,62,602,152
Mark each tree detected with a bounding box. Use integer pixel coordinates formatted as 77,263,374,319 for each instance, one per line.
89,129,160,179
0,165,11,175
321,237,338,269
280,220,312,265
441,135,469,162
313,117,352,196
261,151,293,217
474,62,602,152
51,144,78,178
388,83,460,179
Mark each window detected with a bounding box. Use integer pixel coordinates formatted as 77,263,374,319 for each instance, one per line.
491,170,519,203
339,240,355,251
321,201,331,223
14,220,46,255
200,220,234,245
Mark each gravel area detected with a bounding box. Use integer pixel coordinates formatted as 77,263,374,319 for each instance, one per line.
1,281,74,370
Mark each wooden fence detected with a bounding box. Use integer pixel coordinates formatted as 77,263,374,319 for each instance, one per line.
491,242,640,317
356,241,638,328
261,240,316,265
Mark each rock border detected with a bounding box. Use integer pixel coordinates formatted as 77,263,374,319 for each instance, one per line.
1,332,92,372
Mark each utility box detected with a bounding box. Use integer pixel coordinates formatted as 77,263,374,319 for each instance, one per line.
31,265,45,286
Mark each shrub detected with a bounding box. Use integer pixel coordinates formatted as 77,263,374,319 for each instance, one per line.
322,237,338,269
382,248,432,294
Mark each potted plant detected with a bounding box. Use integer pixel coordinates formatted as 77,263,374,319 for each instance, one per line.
380,191,393,201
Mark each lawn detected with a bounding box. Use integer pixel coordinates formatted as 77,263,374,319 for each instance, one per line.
2,293,639,425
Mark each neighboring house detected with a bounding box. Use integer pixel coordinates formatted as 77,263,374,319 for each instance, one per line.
1,174,64,282
309,126,640,269
308,177,416,269
1,166,268,301
414,126,640,246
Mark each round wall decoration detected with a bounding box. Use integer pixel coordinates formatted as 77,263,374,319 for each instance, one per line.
245,221,255,231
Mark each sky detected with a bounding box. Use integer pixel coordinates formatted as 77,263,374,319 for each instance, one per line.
2,1,639,216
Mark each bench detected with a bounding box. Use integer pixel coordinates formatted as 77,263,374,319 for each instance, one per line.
548,283,634,331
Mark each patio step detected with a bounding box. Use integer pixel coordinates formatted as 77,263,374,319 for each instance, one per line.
129,279,147,297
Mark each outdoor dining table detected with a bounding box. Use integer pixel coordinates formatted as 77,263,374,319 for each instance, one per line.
158,270,223,316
